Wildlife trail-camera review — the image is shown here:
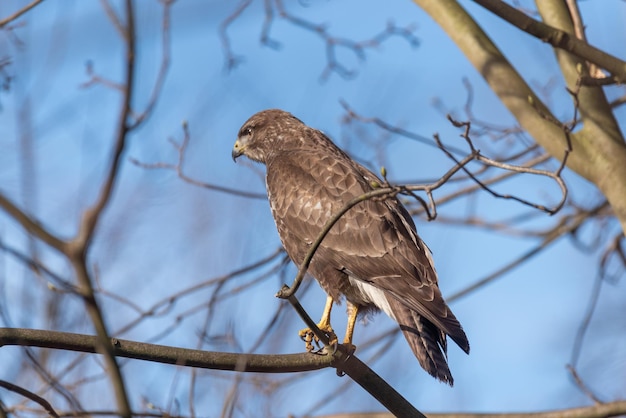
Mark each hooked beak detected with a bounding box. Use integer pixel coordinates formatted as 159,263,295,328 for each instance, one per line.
232,140,244,162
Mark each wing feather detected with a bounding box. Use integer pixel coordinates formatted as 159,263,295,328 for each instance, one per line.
266,142,469,354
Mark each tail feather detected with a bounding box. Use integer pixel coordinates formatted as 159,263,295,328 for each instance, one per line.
387,297,456,385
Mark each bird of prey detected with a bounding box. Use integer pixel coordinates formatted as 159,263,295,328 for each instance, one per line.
232,109,469,385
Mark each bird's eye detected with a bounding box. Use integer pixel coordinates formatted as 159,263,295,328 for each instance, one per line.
245,127,253,136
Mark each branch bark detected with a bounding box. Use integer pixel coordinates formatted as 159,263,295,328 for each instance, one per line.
0,327,426,417
313,400,626,418
62,1,137,415
473,0,626,82
0,0,45,28
413,0,626,234
0,328,332,373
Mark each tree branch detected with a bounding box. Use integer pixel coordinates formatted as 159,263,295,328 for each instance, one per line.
0,0,45,28
0,380,59,418
0,328,331,373
449,201,610,302
0,192,67,253
313,401,626,418
413,0,626,235
0,326,427,417
473,0,626,82
62,1,138,416
130,121,267,200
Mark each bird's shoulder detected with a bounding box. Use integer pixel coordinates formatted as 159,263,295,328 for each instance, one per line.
266,136,377,202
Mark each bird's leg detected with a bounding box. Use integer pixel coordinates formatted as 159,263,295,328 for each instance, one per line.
299,295,337,351
342,302,358,354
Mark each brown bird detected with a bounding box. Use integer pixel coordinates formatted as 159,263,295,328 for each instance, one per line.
232,109,469,385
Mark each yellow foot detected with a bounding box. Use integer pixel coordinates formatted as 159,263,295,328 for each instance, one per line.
298,322,337,352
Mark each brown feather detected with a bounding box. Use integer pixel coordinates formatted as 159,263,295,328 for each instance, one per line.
233,109,470,384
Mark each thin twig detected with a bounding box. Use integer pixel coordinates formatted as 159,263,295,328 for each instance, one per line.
130,121,267,199
566,364,603,404
219,0,253,70
447,116,569,215
128,0,174,129
343,102,568,216
0,0,45,28
449,201,610,302
0,193,66,252
112,248,284,336
223,0,419,80
0,380,59,418
0,239,76,293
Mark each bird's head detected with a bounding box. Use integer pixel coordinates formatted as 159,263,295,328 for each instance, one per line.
232,109,306,164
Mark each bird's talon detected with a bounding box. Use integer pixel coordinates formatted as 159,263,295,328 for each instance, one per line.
299,325,337,352
298,328,315,352
320,339,338,355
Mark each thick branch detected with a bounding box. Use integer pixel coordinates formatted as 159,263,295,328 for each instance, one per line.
413,0,626,234
0,327,426,417
473,0,626,82
0,328,330,373
534,1,626,235
315,401,626,418
414,0,578,172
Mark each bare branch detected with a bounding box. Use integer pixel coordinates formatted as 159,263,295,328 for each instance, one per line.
112,247,284,336
99,0,126,39
0,380,59,418
130,121,267,199
128,0,174,129
62,1,138,415
0,0,45,28
0,192,66,253
446,116,569,215
313,401,626,418
1,325,426,418
409,154,553,220
80,61,126,92
219,0,253,70
0,328,330,373
568,233,625,403
222,0,419,80
449,201,611,302
0,239,76,293
343,102,569,216
566,365,603,404
609,94,626,109
473,0,626,83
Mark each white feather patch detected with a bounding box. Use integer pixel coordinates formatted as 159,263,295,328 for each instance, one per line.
348,276,396,321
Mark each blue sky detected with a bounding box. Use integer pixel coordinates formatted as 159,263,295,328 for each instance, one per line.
0,0,625,416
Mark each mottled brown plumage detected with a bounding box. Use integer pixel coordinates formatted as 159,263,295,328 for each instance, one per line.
232,109,469,385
